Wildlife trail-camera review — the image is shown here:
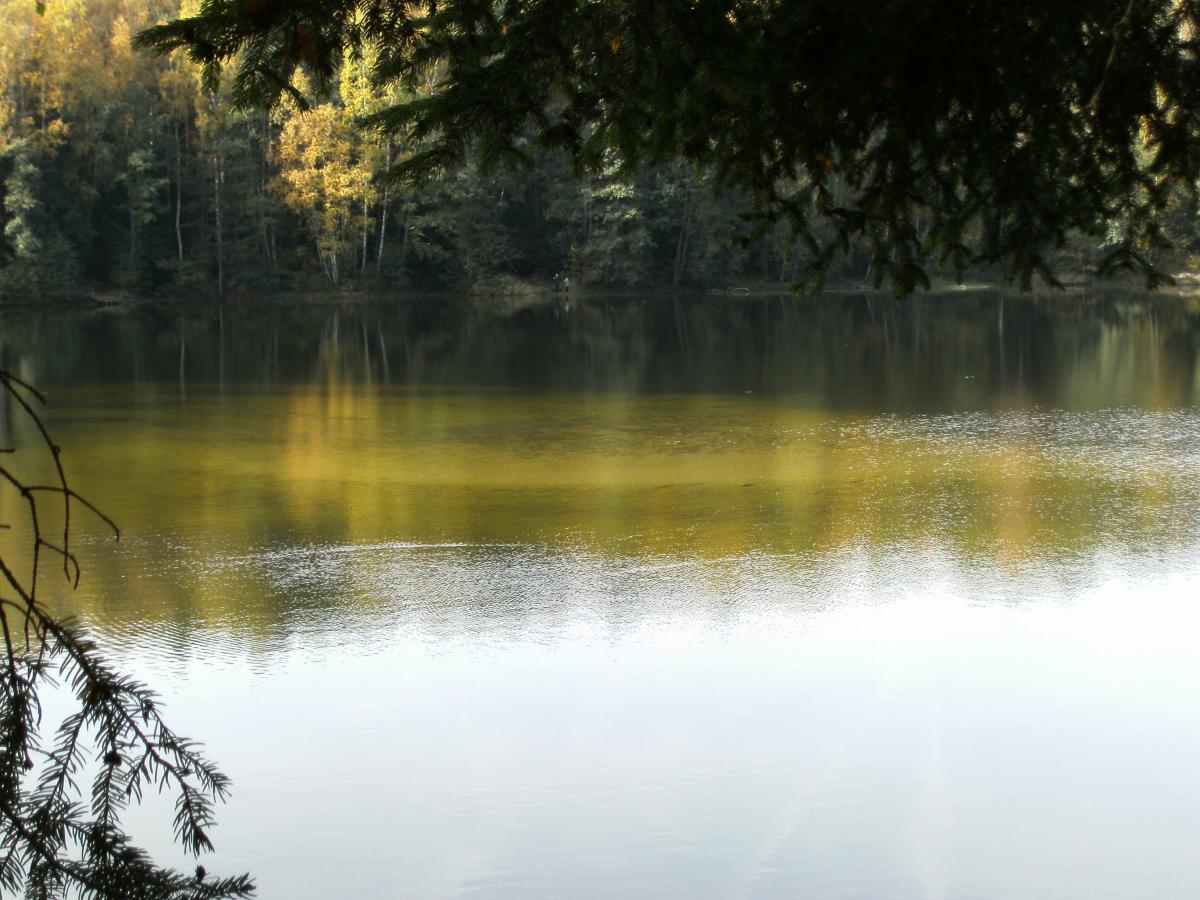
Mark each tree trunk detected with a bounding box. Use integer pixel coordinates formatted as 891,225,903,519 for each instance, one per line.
260,110,275,266
317,240,331,282
672,177,694,290
377,200,389,274
128,166,137,275
399,209,410,274
377,144,392,275
213,155,224,296
175,120,184,262
361,195,369,273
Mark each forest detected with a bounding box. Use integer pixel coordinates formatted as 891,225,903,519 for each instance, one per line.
0,0,784,300
5,0,1200,303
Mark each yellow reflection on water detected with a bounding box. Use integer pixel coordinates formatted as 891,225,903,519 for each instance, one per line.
3,381,1190,636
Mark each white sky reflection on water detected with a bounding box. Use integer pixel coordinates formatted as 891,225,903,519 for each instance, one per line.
101,544,1200,899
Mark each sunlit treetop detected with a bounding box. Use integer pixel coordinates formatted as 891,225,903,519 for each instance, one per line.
137,0,1200,293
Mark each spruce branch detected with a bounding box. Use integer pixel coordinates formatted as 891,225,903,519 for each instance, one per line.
0,370,254,899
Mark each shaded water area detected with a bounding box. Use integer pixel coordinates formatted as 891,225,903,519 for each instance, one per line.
3,290,1200,897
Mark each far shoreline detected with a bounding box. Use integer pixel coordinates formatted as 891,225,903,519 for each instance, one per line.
4,274,1200,314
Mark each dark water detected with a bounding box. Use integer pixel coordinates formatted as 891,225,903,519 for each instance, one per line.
2,291,1200,898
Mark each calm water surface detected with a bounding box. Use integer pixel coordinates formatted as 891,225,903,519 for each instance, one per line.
3,292,1200,898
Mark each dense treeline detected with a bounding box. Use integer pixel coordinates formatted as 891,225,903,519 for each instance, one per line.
3,0,1200,301
0,0,778,299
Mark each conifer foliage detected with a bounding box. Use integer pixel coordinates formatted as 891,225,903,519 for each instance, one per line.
138,0,1200,291
0,370,254,899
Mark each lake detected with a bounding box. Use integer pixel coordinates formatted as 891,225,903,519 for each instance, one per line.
2,290,1200,898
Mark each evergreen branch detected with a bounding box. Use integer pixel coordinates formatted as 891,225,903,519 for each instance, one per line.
0,371,254,897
